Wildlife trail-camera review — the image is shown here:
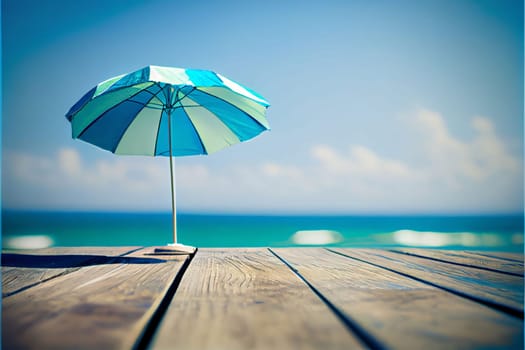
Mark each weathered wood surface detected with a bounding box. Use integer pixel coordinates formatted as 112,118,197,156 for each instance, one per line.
3,247,189,350
2,247,523,350
331,248,524,316
390,248,524,276
2,247,140,297
151,248,363,350
273,248,523,349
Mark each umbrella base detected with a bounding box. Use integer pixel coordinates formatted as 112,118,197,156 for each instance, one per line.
153,243,196,255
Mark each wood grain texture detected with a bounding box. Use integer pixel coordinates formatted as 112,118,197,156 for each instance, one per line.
273,248,523,350
2,247,140,297
390,248,524,276
2,247,189,350
332,248,524,316
151,248,363,350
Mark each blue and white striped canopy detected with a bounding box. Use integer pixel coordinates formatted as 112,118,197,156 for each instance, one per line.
66,65,270,156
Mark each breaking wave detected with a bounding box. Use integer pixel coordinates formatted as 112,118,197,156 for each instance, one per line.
291,230,344,245
3,235,54,250
390,230,523,248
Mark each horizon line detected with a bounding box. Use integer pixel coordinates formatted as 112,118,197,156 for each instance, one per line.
2,208,524,217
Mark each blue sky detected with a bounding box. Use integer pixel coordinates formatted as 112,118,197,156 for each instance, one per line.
2,0,523,213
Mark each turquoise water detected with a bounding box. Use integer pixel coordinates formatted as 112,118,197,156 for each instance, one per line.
2,211,524,252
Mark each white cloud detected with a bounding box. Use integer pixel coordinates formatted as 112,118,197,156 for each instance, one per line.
304,110,522,212
410,110,522,212
3,110,523,213
4,148,172,210
415,110,520,185
312,144,412,178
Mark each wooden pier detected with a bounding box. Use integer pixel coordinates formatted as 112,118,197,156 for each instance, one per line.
2,247,524,349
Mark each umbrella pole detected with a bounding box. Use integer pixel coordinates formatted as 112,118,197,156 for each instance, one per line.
156,106,194,255
167,108,177,244
169,148,177,244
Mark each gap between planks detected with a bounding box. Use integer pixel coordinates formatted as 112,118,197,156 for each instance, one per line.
388,248,523,277
472,251,524,263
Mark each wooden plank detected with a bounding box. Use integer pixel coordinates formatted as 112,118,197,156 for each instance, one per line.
273,248,523,349
471,251,524,263
332,248,524,316
151,248,363,350
2,246,141,256
390,248,524,276
2,247,190,350
2,247,140,297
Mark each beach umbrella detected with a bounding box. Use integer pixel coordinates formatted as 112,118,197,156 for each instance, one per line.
66,65,270,253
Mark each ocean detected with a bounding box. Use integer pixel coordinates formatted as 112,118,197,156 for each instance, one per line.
2,211,524,252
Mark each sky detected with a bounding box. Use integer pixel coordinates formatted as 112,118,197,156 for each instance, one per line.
2,0,523,214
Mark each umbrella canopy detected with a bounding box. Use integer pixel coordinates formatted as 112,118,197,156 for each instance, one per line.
66,65,270,156
66,65,270,251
